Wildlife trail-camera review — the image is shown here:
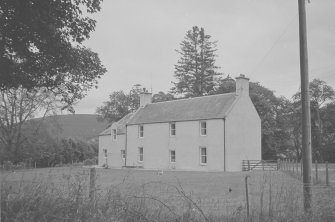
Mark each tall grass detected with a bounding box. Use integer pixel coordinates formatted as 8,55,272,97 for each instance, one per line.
1,170,335,222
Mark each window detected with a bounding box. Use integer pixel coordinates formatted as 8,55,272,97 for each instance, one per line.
138,147,143,162
170,123,176,136
170,150,176,162
200,147,207,165
112,129,117,140
103,149,107,158
121,150,126,159
200,121,207,136
139,125,144,138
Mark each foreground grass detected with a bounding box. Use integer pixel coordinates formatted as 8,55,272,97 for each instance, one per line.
1,167,335,221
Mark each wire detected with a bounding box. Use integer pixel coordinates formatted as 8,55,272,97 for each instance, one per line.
252,13,299,74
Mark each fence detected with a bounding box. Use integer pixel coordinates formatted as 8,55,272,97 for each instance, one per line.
242,160,279,171
279,159,332,186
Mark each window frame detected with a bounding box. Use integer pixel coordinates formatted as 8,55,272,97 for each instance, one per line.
103,149,107,158
169,150,176,163
139,125,144,138
138,147,144,162
112,129,117,140
121,150,126,160
199,147,207,165
170,122,176,136
200,121,207,136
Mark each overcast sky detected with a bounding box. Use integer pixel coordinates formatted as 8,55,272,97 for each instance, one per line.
72,0,335,114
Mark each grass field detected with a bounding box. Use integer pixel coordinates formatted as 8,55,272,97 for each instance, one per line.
1,167,335,221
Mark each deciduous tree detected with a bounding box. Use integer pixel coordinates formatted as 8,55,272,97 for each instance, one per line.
0,0,106,108
0,87,60,162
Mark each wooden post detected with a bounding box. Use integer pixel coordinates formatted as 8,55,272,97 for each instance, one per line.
262,160,265,171
245,176,250,217
293,160,295,173
277,159,280,170
315,160,318,183
248,160,250,171
326,161,329,186
89,168,96,201
35,162,36,168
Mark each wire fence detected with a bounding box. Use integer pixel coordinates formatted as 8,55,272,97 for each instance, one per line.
278,159,334,186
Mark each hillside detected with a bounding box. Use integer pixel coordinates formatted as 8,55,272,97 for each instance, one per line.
40,114,109,140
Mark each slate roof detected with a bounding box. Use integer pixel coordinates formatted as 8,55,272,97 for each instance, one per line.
99,112,135,136
99,126,111,136
127,93,237,125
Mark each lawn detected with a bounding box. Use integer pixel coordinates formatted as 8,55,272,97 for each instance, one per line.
1,167,335,221
0,167,300,212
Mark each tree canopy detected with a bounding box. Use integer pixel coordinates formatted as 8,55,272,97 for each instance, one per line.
0,0,106,108
171,26,221,97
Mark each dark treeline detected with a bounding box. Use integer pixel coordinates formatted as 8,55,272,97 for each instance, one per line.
0,117,98,168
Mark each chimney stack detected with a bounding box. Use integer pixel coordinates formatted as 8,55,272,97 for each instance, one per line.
139,88,152,107
235,74,250,97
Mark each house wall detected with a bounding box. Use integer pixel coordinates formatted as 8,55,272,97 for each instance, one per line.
98,135,111,166
225,95,261,171
126,119,225,171
98,133,126,167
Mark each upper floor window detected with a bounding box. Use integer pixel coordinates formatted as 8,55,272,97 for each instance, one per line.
112,129,117,140
200,147,207,165
200,121,207,136
170,150,176,162
138,147,144,162
170,123,176,136
139,125,144,138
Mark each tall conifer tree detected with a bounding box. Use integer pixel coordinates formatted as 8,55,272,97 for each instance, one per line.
171,26,221,97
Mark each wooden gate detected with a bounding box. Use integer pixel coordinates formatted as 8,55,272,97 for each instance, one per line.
242,160,279,171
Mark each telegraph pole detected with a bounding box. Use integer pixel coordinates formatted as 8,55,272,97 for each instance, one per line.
298,0,312,211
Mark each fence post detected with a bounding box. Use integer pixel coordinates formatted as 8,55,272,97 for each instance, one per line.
326,161,329,186
293,160,295,173
284,159,286,171
262,160,265,171
245,176,250,218
300,161,303,178
296,159,299,175
315,160,318,183
277,159,280,170
248,160,250,171
89,168,96,201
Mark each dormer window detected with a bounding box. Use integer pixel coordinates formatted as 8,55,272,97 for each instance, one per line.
139,125,144,138
170,123,176,136
200,121,207,136
112,129,117,140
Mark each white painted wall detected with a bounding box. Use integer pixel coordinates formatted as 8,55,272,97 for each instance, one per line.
98,135,111,166
98,131,126,167
225,95,261,171
126,119,225,171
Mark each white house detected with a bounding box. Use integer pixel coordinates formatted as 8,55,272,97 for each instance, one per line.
98,75,261,171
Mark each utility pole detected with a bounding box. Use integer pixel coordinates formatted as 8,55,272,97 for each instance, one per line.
298,0,312,211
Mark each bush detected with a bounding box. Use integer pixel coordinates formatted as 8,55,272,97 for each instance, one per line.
3,161,13,170
83,158,97,166
102,163,109,169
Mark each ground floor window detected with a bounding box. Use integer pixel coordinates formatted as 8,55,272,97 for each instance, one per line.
121,150,126,159
138,147,143,162
170,150,176,163
103,149,107,157
200,147,207,165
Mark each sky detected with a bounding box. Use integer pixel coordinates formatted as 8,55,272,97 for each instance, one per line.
72,0,335,114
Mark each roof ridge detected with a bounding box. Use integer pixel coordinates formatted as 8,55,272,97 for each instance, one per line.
151,92,236,106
